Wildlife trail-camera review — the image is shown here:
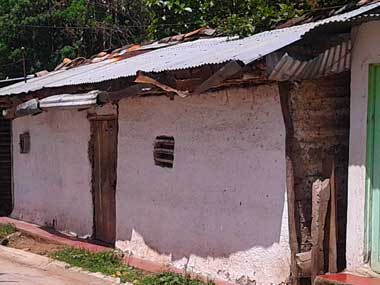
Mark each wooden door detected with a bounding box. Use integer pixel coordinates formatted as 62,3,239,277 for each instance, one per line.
0,116,12,216
367,64,380,272
91,118,117,245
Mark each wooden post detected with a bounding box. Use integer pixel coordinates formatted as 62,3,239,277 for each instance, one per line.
278,82,300,285
328,160,338,273
322,156,338,274
311,179,331,283
21,47,27,83
287,157,300,284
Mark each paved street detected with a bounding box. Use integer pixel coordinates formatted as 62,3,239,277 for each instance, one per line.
0,246,118,285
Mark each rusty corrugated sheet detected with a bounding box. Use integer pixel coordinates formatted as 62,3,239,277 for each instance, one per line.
269,40,352,81
0,2,379,97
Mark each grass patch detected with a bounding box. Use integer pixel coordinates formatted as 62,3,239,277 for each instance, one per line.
0,224,16,239
141,272,214,285
51,248,214,285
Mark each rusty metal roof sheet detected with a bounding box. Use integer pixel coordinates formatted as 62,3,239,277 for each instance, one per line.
1,1,380,97
269,40,352,81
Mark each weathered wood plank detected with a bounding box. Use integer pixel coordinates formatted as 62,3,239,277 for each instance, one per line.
193,61,243,95
328,160,338,273
278,82,300,284
98,84,156,103
296,250,311,278
311,179,331,282
135,72,188,98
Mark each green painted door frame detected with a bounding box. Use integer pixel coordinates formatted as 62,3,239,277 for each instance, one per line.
367,64,380,273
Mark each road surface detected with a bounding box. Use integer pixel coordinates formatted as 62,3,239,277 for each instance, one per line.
0,245,119,285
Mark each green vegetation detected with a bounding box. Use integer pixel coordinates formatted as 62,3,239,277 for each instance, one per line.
0,224,16,239
0,0,149,79
0,0,357,79
144,0,352,38
51,248,214,285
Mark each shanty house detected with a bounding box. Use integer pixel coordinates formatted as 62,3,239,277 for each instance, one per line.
1,2,380,285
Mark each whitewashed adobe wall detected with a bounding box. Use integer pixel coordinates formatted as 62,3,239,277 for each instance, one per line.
115,85,290,285
11,109,93,236
346,21,380,273
10,84,290,284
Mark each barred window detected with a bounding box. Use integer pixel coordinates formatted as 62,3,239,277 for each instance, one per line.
20,132,30,154
154,136,174,168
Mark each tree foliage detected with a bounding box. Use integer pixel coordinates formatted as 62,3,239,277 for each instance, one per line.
0,0,354,79
145,0,352,38
0,0,149,78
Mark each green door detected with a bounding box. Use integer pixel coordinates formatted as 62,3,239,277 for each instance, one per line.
367,64,380,273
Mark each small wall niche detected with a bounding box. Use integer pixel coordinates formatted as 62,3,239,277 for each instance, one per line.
154,136,175,168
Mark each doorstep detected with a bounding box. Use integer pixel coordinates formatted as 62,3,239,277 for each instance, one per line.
315,273,380,285
0,217,236,285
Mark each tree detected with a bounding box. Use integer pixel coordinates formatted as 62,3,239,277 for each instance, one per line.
0,0,354,79
0,0,149,79
145,0,353,38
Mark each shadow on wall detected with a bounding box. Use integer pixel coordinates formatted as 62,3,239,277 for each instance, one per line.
117,179,287,260
289,73,350,271
116,85,288,261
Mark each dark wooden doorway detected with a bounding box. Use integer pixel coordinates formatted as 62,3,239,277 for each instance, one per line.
0,115,12,216
90,117,117,245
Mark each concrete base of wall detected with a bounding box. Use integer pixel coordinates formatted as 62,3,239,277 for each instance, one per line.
0,217,236,285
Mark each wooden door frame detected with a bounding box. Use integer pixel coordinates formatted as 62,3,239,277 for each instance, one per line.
89,115,118,245
366,64,380,272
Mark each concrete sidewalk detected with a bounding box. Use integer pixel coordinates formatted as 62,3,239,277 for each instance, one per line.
0,245,121,285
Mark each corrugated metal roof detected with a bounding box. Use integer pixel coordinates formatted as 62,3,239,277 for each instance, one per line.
13,91,100,118
269,40,352,81
39,91,99,109
15,99,40,117
1,1,380,97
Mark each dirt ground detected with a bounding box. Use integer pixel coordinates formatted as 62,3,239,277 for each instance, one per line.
6,231,66,256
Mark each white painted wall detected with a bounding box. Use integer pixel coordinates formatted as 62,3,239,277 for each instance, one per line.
347,21,380,273
11,109,93,236
116,85,290,285
10,86,289,284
